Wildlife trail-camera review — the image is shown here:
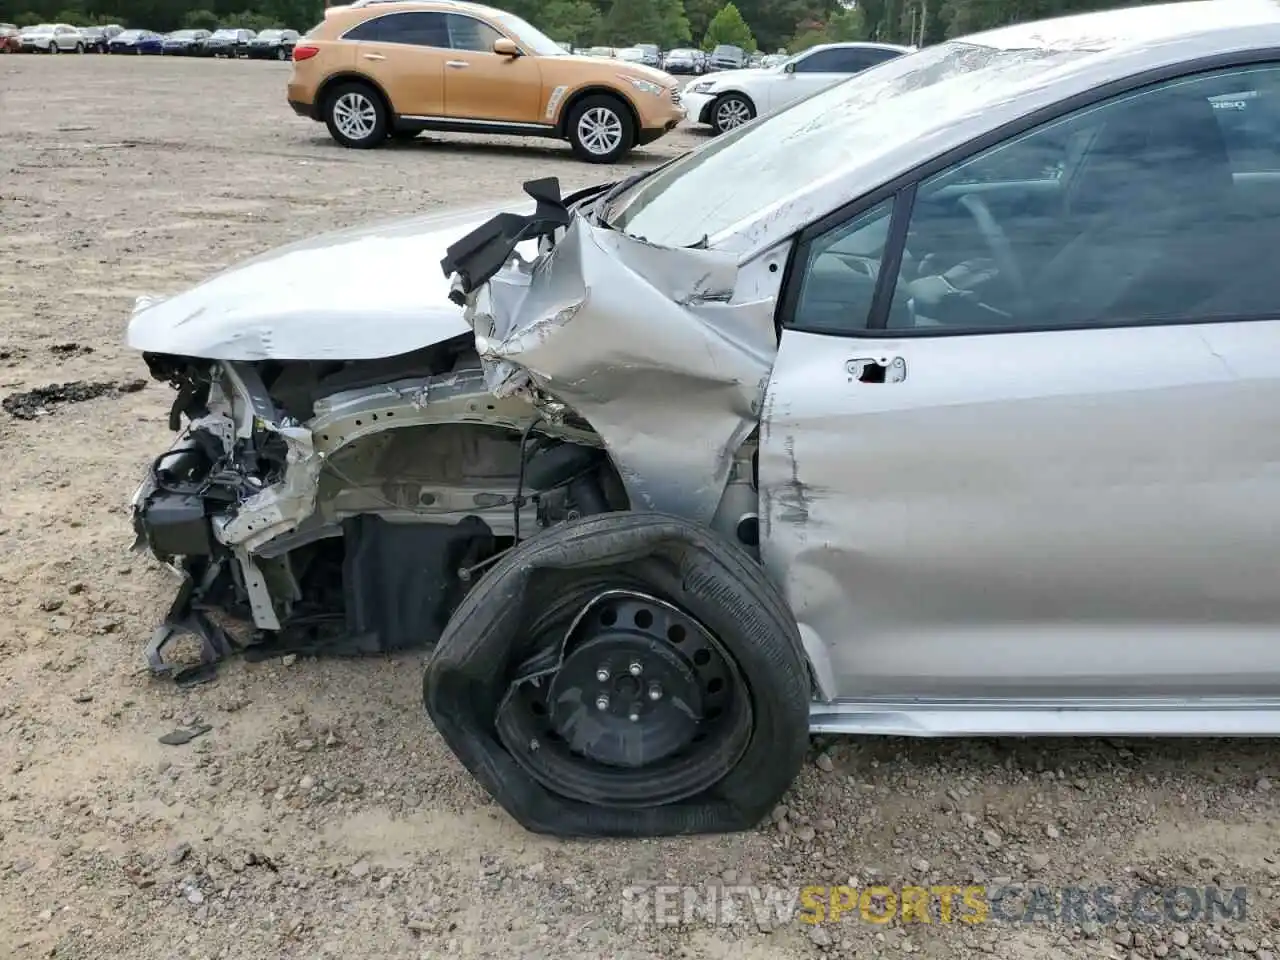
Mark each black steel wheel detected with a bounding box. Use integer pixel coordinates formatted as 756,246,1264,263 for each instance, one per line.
495,589,753,808
424,511,811,838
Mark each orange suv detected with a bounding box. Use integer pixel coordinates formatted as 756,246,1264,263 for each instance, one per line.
288,0,685,162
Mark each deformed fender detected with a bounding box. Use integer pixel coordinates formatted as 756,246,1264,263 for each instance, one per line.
467,216,779,523
422,511,810,838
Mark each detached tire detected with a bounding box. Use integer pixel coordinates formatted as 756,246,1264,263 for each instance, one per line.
324,81,388,149
423,512,811,838
566,94,635,164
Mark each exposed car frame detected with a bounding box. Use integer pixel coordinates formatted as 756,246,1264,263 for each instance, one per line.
125,0,1280,838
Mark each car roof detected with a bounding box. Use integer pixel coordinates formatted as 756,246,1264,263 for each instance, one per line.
695,0,1280,256
803,41,915,53
327,0,506,18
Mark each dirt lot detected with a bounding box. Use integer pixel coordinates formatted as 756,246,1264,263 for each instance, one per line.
0,53,1278,960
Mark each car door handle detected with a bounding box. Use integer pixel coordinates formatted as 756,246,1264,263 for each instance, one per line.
446,60,469,68
846,357,906,383
362,52,385,61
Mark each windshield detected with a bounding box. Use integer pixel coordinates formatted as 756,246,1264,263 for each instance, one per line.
169,30,198,38
256,29,281,39
29,24,55,32
490,11,563,57
212,29,237,38
667,48,694,58
617,48,643,60
116,29,141,39
604,41,1087,247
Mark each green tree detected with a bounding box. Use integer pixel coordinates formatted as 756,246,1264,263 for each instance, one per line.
538,0,600,45
181,6,216,28
684,0,721,42
602,0,689,47
703,1,755,50
733,0,837,53
789,3,864,49
230,7,278,28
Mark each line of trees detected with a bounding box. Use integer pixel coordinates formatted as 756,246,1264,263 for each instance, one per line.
0,0,1157,55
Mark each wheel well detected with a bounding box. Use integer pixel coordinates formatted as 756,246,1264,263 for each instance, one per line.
556,86,641,138
316,72,394,118
713,89,755,108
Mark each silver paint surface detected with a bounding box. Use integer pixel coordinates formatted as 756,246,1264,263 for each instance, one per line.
125,202,529,361
125,0,1280,733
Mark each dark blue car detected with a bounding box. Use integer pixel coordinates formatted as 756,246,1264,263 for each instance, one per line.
108,29,162,54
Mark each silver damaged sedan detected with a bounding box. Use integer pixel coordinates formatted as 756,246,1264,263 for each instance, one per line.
126,0,1280,837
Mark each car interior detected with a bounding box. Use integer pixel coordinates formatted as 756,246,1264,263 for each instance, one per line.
792,65,1280,335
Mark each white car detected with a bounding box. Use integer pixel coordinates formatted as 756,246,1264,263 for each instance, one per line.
19,23,86,52
682,41,912,134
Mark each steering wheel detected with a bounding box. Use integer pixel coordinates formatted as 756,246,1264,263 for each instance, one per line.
957,193,1028,307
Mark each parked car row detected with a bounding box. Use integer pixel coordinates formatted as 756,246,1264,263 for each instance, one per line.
566,42,777,74
0,21,298,58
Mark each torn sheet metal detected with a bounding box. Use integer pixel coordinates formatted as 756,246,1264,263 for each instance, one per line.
466,216,779,522
213,424,318,553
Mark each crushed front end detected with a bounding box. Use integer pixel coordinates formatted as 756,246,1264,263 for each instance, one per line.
126,177,780,681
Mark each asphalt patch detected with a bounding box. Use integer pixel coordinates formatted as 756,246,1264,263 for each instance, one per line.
2,379,147,420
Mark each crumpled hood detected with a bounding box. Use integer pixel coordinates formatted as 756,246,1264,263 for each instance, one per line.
126,201,531,361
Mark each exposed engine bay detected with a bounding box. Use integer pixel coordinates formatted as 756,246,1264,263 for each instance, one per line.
126,175,776,682
132,338,759,676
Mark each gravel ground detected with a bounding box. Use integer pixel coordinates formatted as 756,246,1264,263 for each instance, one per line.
1,53,1279,960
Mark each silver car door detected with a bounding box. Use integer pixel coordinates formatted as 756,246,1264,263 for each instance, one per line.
760,61,1280,705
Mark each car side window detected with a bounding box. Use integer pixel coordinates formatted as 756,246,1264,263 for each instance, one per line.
790,199,896,333
345,12,448,47
793,49,843,73
828,49,879,73
787,63,1280,336
445,14,502,52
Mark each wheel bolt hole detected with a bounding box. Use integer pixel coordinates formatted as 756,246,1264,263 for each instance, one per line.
634,609,654,629
706,706,722,721
530,701,547,716
599,607,617,626
706,677,724,695
692,731,707,743
693,648,711,667
667,624,685,643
